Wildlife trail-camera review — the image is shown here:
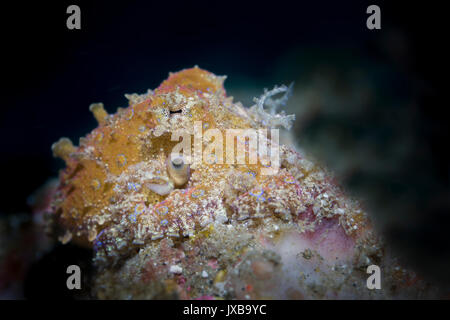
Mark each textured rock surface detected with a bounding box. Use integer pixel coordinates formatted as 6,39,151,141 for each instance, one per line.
48,67,436,299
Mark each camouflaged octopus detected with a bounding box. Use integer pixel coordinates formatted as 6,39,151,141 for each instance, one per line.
48,67,429,299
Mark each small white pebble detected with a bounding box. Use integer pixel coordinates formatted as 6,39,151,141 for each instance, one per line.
202,270,208,278
169,265,183,274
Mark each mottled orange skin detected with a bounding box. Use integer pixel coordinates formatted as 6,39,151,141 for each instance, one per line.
50,67,271,247
161,69,226,95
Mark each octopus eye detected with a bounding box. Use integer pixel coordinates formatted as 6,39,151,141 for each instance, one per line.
171,156,184,168
167,153,190,187
169,104,183,116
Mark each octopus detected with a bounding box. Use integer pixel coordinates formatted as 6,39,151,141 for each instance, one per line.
47,67,436,299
